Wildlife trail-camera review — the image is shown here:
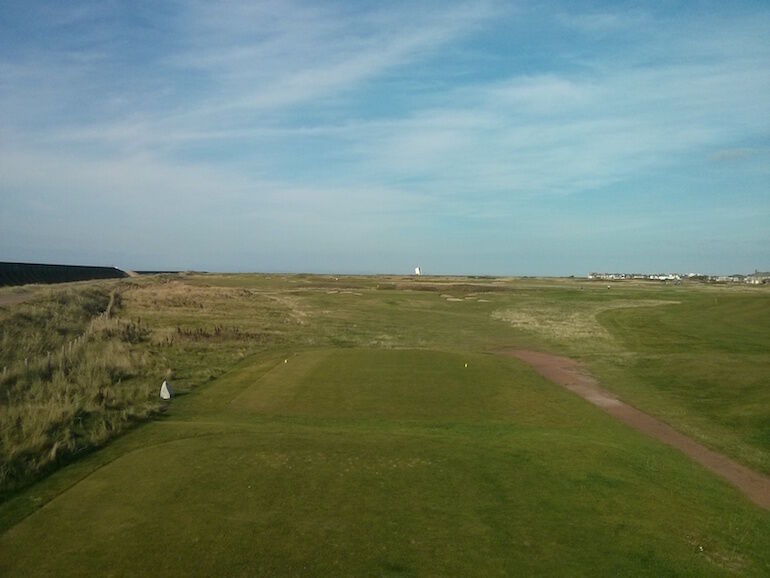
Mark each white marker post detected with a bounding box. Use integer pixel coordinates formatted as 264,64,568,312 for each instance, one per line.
160,380,173,400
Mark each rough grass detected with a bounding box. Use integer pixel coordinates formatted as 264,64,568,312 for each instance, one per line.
0,286,162,495
0,286,110,368
491,299,678,347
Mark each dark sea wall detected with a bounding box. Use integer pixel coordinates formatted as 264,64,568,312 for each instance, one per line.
0,262,128,287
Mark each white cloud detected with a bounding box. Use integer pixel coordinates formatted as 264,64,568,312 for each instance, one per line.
1,1,768,272
162,0,499,116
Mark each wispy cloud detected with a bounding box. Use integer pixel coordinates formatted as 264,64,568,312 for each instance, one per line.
1,1,768,273
557,9,649,33
709,148,762,162
168,1,497,111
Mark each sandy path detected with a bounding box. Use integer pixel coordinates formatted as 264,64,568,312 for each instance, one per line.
506,349,770,510
0,292,33,307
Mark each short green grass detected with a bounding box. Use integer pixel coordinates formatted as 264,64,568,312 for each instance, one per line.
594,290,770,473
230,350,530,421
1,348,768,576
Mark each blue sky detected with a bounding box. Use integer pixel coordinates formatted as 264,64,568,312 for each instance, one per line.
1,1,768,275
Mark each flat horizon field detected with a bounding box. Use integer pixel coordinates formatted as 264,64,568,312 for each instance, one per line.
0,274,768,576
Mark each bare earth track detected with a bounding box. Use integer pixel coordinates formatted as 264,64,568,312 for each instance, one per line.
0,292,33,307
507,349,770,510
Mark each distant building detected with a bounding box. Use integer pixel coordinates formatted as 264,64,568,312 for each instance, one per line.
589,270,768,284
747,271,770,284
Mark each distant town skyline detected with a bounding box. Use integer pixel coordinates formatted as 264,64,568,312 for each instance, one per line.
1,1,768,276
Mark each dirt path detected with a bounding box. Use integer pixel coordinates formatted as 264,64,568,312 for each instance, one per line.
0,292,33,307
506,349,770,510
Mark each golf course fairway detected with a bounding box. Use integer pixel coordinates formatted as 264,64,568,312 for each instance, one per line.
1,347,768,576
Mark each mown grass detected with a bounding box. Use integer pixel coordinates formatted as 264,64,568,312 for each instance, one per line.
595,290,770,473
1,349,768,576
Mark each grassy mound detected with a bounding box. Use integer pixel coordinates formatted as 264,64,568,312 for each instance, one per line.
0,286,162,495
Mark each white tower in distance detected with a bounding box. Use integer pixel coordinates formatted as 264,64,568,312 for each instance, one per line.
414,266,422,276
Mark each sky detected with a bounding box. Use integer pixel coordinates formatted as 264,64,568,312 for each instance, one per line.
1,1,768,276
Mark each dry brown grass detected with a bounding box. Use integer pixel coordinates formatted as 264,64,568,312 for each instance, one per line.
492,299,679,346
0,286,162,495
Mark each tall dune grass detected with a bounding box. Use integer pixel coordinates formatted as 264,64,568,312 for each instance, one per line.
0,286,162,495
0,286,108,367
